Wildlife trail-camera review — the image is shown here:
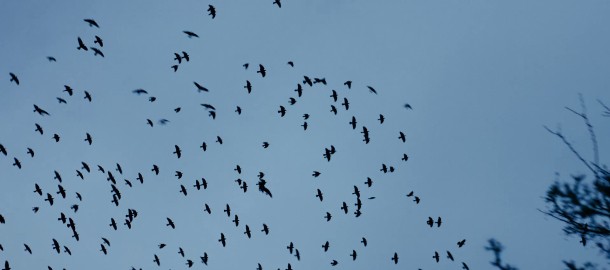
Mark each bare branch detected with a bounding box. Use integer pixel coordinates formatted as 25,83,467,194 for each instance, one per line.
598,99,610,117
544,125,597,175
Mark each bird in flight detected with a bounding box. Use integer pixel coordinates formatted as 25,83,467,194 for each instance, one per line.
391,252,399,264
132,89,148,95
207,5,216,18
273,0,281,8
183,30,199,38
47,56,56,62
367,86,378,94
218,233,226,247
344,80,352,89
173,145,181,158
9,73,19,85
194,82,208,92
257,64,266,77
91,47,104,57
278,106,286,117
94,35,103,47
33,105,50,116
84,18,99,28
77,37,88,51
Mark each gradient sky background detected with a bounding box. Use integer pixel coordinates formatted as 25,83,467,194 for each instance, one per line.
1,0,610,269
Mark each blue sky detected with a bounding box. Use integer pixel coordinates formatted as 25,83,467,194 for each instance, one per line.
1,0,609,269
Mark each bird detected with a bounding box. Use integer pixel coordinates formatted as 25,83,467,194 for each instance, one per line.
349,116,357,129
33,105,50,116
224,204,231,217
57,97,67,104
84,91,92,102
216,136,223,144
322,241,330,252
361,237,368,247
0,145,6,156
330,260,338,266
183,30,199,38
398,132,406,142
84,18,99,28
3,261,9,270
436,216,442,227
243,63,249,69
367,86,377,94
312,171,321,177
201,252,208,265
342,98,349,110
33,184,42,196
262,142,270,148
261,223,269,235
207,5,216,18
9,73,19,85
278,106,286,117
218,233,226,247
404,103,412,109
173,145,182,158
447,251,454,261
153,254,160,266
350,250,357,260
94,35,103,47
178,247,185,257
378,114,385,124
63,85,74,96
84,133,92,145
314,77,326,85
100,244,108,255
294,84,303,97
457,239,466,248
316,189,324,201
427,217,434,227
257,64,266,77
330,90,338,102
175,107,181,113
244,225,251,238
152,164,159,175
88,43,105,55
35,123,44,135
294,249,301,260
166,217,175,229
26,148,34,157
344,80,352,89
52,134,60,142
77,37,88,51
341,202,348,214
244,80,252,93
194,82,209,92
47,56,56,62
273,0,281,8
209,110,216,119
433,251,440,262
330,105,337,115
462,262,470,270
364,177,373,187
132,89,148,95
201,104,216,110
171,65,179,72
200,142,207,151
402,153,409,161
391,252,399,264
303,76,313,86
287,61,294,67
289,97,297,105
324,212,332,221
287,242,294,254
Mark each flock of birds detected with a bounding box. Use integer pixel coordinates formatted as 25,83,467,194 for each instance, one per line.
1,3,470,270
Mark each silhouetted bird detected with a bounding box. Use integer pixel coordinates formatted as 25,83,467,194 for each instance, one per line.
47,56,56,62
344,81,352,89
457,239,466,248
341,202,348,214
94,35,103,47
173,145,182,158
33,105,50,116
447,251,454,261
178,247,185,257
278,106,286,117
9,73,19,85
91,47,104,57
312,171,321,177
52,134,60,142
350,250,357,260
12,158,21,169
261,223,269,235
153,254,160,266
207,5,216,18
404,103,412,109
244,80,252,93
427,217,434,227
100,244,107,255
361,237,368,246
132,89,148,95
392,252,399,264
273,0,281,8
209,110,216,119
35,123,44,135
316,189,323,201
257,64,266,77
294,84,303,97
152,164,159,175
365,177,373,187
243,63,249,69
462,262,470,270
77,37,88,51
436,217,442,227
57,97,67,104
350,116,357,129
322,241,330,252
330,105,337,115
84,91,92,102
109,218,117,230
244,225,251,238
433,251,440,263
235,106,242,114
342,98,349,110
201,252,208,265
402,153,409,161
171,65,179,72
183,31,199,38
398,132,406,142
324,212,332,221
313,77,326,85
194,82,209,92
289,97,296,105
367,86,377,94
84,133,92,145
34,184,42,196
303,76,312,86
218,233,226,247
166,217,175,229
224,204,231,217
287,242,294,254
84,18,99,27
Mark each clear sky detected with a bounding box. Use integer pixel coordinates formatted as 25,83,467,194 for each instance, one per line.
1,0,609,269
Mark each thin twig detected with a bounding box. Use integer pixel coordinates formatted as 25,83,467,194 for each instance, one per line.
564,94,599,179
544,125,597,175
598,99,610,117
